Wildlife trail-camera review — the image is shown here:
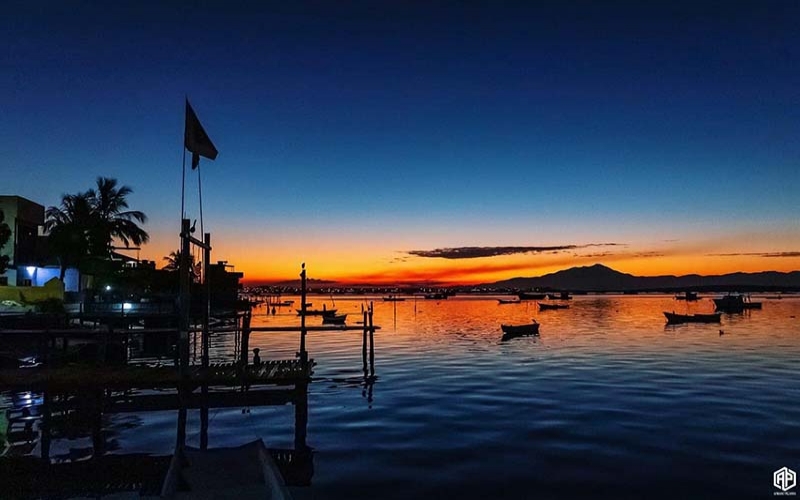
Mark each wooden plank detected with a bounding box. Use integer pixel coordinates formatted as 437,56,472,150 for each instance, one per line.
0,360,314,390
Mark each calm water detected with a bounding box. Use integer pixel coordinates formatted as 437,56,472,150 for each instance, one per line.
5,295,800,498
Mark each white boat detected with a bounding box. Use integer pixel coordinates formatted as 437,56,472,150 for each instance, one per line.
161,439,292,499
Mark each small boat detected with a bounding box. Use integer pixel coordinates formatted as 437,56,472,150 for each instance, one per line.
546,292,572,300
322,313,347,324
664,311,722,324
383,296,406,302
497,298,520,304
713,294,762,312
501,321,540,340
538,302,569,310
161,439,292,499
296,308,337,316
517,292,546,301
675,291,699,301
267,300,295,307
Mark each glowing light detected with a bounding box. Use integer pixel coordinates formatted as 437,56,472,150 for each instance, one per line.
25,266,36,276
123,302,132,310
105,285,112,291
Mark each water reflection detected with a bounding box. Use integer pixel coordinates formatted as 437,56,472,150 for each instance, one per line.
2,379,314,497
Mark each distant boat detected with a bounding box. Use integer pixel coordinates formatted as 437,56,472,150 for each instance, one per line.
297,308,337,316
383,296,406,302
161,439,291,499
675,292,699,301
664,311,721,324
713,294,762,312
267,300,294,307
497,298,519,304
322,313,347,324
546,292,572,300
517,292,546,301
424,293,447,300
538,302,569,310
501,321,540,340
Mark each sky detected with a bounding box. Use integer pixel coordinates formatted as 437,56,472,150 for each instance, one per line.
2,1,799,285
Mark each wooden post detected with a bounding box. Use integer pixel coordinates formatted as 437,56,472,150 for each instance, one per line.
202,232,211,368
200,384,209,451
368,302,375,376
362,307,368,370
240,311,251,368
294,381,309,452
176,391,187,452
178,218,191,373
299,263,307,363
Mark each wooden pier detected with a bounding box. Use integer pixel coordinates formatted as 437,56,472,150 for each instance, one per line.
0,359,313,390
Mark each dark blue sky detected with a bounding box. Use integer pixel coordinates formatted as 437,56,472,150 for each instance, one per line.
3,1,799,281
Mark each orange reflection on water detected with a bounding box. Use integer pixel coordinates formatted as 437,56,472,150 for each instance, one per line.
234,295,800,365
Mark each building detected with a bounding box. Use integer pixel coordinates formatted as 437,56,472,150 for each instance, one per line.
0,195,45,286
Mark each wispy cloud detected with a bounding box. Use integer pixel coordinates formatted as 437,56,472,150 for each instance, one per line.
407,243,622,260
708,251,800,258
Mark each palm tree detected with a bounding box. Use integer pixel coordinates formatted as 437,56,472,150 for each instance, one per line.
44,191,94,279
162,250,185,271
163,250,201,281
88,177,149,257
45,177,149,280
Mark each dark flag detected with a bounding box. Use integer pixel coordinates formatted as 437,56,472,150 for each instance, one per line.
184,99,218,169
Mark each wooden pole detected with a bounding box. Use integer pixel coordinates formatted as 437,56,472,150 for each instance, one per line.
200,384,209,451
294,381,309,451
362,307,368,368
178,218,191,373
202,232,211,368
299,263,307,363
241,311,251,368
368,302,375,376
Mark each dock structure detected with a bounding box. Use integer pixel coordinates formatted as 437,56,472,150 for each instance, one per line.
3,379,314,498
1,263,378,497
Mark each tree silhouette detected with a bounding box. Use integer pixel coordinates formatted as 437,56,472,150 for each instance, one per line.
45,178,149,280
44,192,94,280
163,250,201,281
87,177,149,257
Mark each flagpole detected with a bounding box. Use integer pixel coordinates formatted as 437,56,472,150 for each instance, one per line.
197,162,204,238
180,146,187,220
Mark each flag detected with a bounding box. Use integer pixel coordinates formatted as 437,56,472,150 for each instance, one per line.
184,99,218,169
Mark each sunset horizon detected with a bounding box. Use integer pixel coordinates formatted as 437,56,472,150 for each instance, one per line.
3,2,800,498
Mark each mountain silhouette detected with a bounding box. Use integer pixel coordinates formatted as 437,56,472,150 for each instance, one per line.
486,263,800,292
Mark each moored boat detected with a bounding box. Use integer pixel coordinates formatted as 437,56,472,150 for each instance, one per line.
664,311,721,324
546,292,572,300
500,321,540,339
322,313,347,324
675,291,699,301
538,302,569,310
161,439,292,499
297,308,337,316
497,298,519,304
517,292,546,301
713,294,762,312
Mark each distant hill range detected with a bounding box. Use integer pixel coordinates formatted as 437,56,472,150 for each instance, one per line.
485,264,800,292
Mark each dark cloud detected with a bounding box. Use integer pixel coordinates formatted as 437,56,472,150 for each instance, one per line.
407,243,622,260
708,251,800,258
632,251,665,258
